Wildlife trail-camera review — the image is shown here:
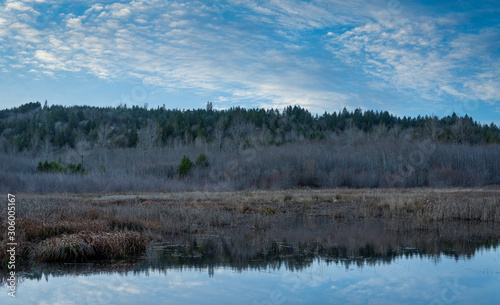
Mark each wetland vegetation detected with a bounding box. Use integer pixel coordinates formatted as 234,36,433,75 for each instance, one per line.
1,188,499,272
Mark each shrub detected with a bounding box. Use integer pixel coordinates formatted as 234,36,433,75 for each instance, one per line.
178,155,193,177
67,163,84,173
37,160,66,173
37,160,84,174
195,153,209,167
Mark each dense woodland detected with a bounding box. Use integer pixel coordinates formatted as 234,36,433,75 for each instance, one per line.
0,101,499,192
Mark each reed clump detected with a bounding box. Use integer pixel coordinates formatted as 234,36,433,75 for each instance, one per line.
258,206,279,215
37,234,94,261
108,217,146,232
37,232,149,262
21,219,108,242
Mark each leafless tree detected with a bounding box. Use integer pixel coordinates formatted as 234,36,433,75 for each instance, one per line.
451,118,473,143
424,116,441,141
372,124,388,139
97,124,111,148
138,121,158,152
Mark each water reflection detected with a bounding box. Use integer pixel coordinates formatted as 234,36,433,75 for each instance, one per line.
1,244,499,305
1,220,500,305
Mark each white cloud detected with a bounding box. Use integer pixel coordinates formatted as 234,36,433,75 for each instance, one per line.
112,8,131,18
169,20,189,28
42,70,55,76
84,3,104,15
39,301,76,305
0,17,8,26
327,12,500,105
9,22,42,43
34,49,57,63
5,1,32,12
232,0,366,30
0,0,390,112
103,282,140,294
66,17,83,29
0,0,497,115
439,86,467,98
466,79,500,102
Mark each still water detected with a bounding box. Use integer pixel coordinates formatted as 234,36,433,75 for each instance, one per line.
2,244,499,305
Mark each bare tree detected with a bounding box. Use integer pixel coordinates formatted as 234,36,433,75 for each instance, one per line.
424,117,441,141
451,118,472,143
138,121,159,152
76,139,92,166
97,124,111,148
388,124,403,140
372,124,388,139
40,137,53,160
213,120,225,151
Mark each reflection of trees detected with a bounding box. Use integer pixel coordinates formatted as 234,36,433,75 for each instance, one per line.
2,220,498,284
137,231,499,274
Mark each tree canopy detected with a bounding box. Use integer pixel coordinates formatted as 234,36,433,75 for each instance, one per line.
0,102,499,152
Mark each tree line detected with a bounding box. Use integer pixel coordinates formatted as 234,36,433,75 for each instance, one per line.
0,101,499,153
0,101,499,192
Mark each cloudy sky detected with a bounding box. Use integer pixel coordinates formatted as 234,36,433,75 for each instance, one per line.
0,0,499,124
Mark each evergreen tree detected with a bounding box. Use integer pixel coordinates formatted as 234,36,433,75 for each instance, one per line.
178,155,193,177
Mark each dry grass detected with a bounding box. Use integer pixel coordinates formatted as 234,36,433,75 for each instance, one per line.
20,218,109,242
37,232,148,262
0,188,499,269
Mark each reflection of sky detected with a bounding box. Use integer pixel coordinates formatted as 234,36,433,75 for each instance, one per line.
2,247,499,305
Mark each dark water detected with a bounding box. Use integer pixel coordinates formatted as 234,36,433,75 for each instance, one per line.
2,241,499,305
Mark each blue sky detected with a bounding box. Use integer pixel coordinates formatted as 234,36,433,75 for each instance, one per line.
0,0,499,124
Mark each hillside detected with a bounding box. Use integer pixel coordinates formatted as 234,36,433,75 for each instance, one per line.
1,102,499,152
0,102,499,192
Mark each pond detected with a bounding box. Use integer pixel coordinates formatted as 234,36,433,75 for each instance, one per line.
2,241,499,305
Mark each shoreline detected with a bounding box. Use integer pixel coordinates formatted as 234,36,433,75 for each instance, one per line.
1,187,499,270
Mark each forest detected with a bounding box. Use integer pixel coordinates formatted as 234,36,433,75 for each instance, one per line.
0,101,499,192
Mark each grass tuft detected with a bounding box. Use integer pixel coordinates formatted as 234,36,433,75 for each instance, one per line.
37,232,149,262
109,218,145,232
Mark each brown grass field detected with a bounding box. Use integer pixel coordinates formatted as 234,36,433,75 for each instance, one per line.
1,188,499,270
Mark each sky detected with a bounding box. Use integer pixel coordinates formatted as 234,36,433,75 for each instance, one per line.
0,0,499,124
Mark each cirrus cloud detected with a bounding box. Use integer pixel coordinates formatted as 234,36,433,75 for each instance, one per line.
0,0,498,123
